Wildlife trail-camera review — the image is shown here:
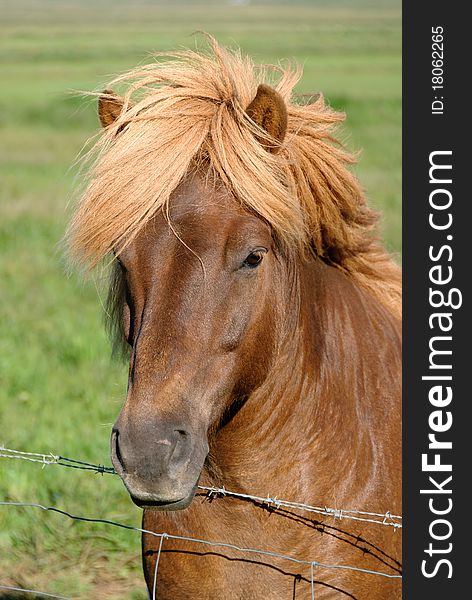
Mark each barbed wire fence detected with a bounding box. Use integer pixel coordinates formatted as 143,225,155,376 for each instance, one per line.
0,447,402,528
0,446,402,599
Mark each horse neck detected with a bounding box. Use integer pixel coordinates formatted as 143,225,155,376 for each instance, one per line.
209,257,401,502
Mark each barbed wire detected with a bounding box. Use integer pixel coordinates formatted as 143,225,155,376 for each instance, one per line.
0,446,402,529
200,485,402,528
0,447,115,475
1,446,402,599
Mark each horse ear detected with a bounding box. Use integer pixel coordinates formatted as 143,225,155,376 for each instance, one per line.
246,84,288,152
98,89,125,128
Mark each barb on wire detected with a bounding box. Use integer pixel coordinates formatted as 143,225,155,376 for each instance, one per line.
56,456,115,475
0,501,401,581
0,446,402,528
0,584,71,599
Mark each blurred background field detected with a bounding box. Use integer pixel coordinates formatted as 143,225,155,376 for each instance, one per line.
0,1,401,598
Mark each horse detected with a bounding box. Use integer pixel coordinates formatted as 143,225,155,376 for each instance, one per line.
67,38,402,599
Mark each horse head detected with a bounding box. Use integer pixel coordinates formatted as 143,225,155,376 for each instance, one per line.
102,85,289,509
67,40,400,517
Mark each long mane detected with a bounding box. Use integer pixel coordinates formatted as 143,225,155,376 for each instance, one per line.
67,36,401,319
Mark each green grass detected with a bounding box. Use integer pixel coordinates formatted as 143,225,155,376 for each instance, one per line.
0,1,401,598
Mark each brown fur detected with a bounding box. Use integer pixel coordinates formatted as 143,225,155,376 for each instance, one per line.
66,37,401,599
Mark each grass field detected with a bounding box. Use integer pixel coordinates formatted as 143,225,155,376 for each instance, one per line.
0,1,401,597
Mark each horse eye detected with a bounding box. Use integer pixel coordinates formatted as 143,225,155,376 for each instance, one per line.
242,249,265,269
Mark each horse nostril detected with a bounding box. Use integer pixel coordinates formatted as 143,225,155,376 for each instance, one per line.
111,429,126,473
174,429,188,438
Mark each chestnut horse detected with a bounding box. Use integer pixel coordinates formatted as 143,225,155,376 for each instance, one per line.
67,39,401,599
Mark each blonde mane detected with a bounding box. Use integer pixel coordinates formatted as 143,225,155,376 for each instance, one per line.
67,36,401,319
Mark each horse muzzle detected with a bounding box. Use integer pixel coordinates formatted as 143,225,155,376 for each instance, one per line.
110,422,208,511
